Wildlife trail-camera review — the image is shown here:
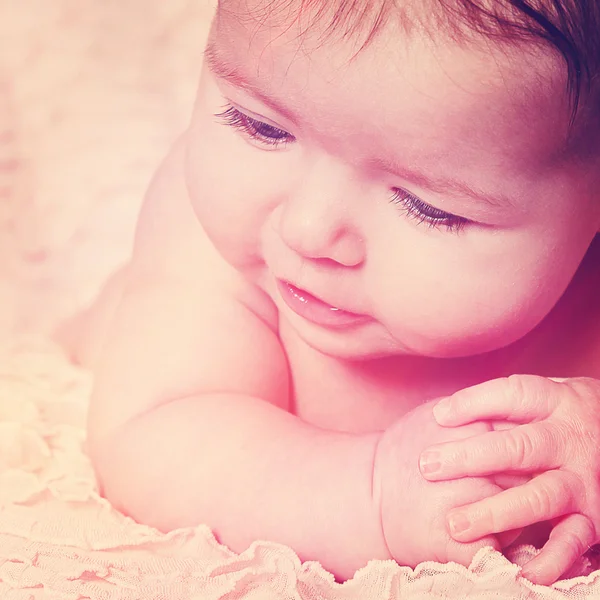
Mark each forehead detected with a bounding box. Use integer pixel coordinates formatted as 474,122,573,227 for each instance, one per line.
211,0,572,166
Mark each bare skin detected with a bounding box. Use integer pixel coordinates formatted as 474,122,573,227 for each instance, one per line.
58,135,598,576
59,0,600,583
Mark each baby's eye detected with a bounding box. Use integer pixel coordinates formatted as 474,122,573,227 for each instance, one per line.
215,105,294,149
390,188,469,234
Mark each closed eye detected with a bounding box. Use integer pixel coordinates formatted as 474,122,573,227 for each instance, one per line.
390,188,469,233
215,104,294,148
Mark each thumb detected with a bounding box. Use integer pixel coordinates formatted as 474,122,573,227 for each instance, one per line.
497,528,524,549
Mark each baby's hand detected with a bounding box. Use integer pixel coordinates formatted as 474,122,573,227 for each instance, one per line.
421,375,600,585
373,400,522,568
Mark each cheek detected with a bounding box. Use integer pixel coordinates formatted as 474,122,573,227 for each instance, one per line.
185,114,289,264
368,230,573,356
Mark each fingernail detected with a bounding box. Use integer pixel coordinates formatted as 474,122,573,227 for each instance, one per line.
433,398,452,422
419,452,441,475
449,512,471,535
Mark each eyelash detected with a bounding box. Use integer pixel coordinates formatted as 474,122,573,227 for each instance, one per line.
390,189,468,234
215,104,469,234
215,105,294,148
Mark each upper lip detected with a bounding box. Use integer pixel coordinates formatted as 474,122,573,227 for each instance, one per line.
280,278,366,317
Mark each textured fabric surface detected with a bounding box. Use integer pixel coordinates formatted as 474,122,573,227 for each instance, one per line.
0,337,598,599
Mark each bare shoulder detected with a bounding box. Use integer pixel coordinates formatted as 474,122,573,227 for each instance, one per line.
130,135,277,327
87,135,290,443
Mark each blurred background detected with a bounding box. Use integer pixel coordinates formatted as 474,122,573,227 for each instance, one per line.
0,0,215,338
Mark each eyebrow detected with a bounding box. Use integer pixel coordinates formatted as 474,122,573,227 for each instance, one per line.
204,41,299,123
370,157,518,211
205,41,517,212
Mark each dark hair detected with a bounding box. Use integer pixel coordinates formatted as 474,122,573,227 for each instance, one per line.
444,1,599,125
266,0,600,126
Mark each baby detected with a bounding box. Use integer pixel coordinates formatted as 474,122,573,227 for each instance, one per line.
63,0,600,586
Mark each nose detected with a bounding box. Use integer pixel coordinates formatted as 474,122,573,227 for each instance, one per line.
277,156,365,267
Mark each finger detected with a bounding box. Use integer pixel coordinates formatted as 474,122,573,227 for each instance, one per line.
520,513,596,585
446,470,578,542
497,528,524,548
446,534,501,568
420,424,561,481
433,375,561,426
492,473,531,489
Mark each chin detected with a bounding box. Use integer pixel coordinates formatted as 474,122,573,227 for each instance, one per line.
288,317,411,361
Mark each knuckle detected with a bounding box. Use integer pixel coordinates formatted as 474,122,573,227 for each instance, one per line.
504,429,534,469
505,375,528,405
541,424,559,449
565,510,598,542
537,424,561,464
527,481,559,517
505,374,553,416
551,515,596,558
550,474,573,513
560,530,585,558
581,516,597,544
569,377,600,398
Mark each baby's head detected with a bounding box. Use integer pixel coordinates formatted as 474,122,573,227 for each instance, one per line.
186,0,600,360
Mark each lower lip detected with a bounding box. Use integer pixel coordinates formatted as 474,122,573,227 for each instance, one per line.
276,279,368,328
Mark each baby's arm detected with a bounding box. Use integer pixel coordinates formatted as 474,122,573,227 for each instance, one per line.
86,136,389,581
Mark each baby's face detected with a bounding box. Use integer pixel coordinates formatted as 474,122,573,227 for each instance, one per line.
185,0,600,360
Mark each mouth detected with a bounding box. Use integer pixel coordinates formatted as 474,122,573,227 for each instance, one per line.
276,279,369,328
